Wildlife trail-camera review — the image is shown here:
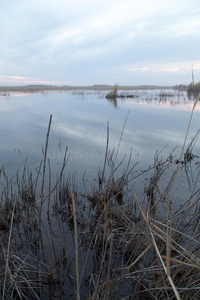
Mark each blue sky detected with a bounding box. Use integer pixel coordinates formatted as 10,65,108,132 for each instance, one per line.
0,0,200,86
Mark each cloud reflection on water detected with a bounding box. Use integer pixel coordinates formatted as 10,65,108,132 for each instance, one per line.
0,90,199,182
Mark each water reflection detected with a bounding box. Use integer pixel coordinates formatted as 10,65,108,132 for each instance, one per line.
0,90,199,184
105,96,118,108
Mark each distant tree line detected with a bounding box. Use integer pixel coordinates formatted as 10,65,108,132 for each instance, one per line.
174,84,188,91
187,82,200,99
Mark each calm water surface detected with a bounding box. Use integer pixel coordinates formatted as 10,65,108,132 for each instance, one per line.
0,89,200,195
1,89,200,298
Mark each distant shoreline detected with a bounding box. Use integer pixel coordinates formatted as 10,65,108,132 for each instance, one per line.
0,84,188,93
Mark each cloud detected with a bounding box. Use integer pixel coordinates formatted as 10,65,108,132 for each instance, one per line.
0,0,200,85
129,61,200,74
129,67,150,72
0,75,70,85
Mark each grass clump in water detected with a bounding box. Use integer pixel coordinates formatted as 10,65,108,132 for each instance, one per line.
105,84,119,99
187,81,200,99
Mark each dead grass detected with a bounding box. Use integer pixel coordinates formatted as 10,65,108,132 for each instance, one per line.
187,81,200,99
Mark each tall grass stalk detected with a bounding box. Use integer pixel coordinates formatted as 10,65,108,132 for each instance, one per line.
2,197,16,300
101,122,109,190
40,114,52,207
167,86,200,200
72,193,80,300
134,190,181,300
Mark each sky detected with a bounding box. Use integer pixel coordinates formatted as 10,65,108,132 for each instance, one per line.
0,0,200,86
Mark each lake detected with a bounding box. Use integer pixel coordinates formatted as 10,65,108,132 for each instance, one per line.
0,88,200,299
0,89,199,194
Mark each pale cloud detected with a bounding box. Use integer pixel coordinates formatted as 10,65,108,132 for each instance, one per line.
0,75,68,85
129,61,200,74
50,27,85,46
158,68,180,73
0,0,200,85
152,18,200,39
129,67,150,72
48,0,199,50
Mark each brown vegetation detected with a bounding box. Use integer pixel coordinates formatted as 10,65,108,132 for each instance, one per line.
187,82,200,99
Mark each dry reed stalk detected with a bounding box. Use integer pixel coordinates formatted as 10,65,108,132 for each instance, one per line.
34,114,52,296
149,227,181,300
72,193,80,300
40,114,52,207
134,189,181,300
192,64,194,87
161,256,200,269
42,146,69,204
113,109,130,164
151,219,200,246
185,218,200,254
92,238,109,300
124,243,153,270
165,198,171,277
79,206,107,285
149,219,200,269
193,92,200,109
101,122,109,189
167,71,200,197
34,160,43,195
2,197,16,299
105,233,114,300
47,159,51,217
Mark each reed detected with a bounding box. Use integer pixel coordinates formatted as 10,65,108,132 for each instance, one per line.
105,84,119,99
72,193,80,300
187,81,200,99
